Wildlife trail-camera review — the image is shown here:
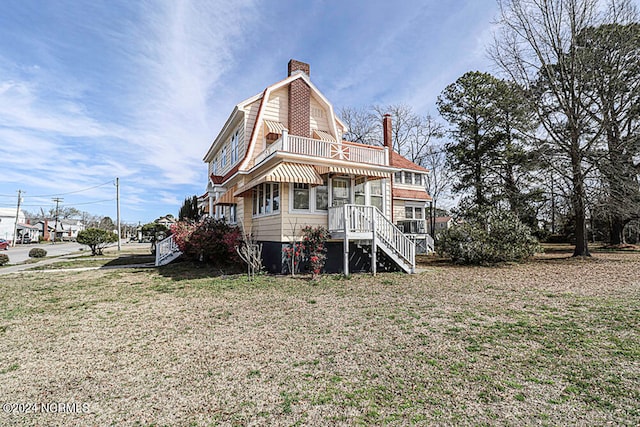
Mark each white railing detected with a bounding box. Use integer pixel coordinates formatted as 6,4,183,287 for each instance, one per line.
329,204,415,272
372,207,415,271
255,131,386,166
410,234,435,254
155,234,182,266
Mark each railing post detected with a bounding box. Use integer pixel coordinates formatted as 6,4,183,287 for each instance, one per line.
282,129,289,152
371,208,377,276
384,146,389,166
343,204,349,277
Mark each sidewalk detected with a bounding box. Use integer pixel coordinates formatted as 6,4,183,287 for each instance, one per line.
0,253,154,276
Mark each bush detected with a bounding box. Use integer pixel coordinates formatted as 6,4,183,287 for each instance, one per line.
28,248,47,258
171,218,242,268
438,208,541,265
77,228,118,256
0,254,8,266
302,226,329,279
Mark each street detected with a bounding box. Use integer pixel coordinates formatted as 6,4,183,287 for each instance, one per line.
3,242,86,264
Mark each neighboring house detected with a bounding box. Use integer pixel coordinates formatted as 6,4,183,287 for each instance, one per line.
35,219,82,241
434,216,454,234
195,60,433,274
0,208,25,243
16,223,40,243
155,215,177,229
60,219,85,240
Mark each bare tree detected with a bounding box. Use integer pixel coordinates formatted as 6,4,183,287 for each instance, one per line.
491,0,605,256
423,145,454,235
340,106,378,145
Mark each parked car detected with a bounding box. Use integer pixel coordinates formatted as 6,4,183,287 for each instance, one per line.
0,239,9,250
20,235,32,244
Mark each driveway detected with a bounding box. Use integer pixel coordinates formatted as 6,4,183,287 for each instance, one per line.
3,242,86,264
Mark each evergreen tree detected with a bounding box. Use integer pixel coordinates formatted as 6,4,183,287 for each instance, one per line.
179,195,200,221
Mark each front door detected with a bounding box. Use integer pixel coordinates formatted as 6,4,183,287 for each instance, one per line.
331,177,350,207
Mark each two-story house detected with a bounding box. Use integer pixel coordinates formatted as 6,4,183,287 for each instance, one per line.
188,60,433,274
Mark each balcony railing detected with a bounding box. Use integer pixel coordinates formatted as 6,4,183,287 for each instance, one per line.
255,130,388,166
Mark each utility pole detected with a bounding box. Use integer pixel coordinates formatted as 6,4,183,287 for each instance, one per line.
12,190,23,247
52,197,63,244
116,177,121,251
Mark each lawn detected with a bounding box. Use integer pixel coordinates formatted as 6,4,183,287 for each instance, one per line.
0,250,638,426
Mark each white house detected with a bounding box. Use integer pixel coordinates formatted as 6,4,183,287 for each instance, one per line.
0,208,25,243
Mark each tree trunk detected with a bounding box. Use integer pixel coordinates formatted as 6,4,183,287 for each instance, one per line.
571,146,590,257
609,218,625,245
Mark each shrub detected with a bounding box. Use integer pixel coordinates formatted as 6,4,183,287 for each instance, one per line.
28,248,47,258
77,228,118,256
438,208,540,265
0,254,8,266
301,226,329,279
171,218,242,268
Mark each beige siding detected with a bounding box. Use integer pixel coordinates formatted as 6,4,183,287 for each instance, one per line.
383,178,391,219
244,99,261,146
310,97,330,134
262,87,288,124
243,98,261,162
280,182,328,240
393,199,406,222
252,214,282,241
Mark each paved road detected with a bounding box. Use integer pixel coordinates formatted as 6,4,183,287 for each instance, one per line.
3,242,86,264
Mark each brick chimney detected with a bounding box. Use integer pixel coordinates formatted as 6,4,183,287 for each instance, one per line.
288,59,311,137
383,114,393,149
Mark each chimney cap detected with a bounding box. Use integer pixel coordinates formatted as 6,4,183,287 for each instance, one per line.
288,59,310,77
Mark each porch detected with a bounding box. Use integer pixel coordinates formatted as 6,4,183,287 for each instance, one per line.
328,204,418,274
255,130,389,167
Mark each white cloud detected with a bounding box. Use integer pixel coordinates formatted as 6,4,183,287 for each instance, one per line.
120,0,259,185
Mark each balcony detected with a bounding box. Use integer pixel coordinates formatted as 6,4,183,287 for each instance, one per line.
255,130,388,167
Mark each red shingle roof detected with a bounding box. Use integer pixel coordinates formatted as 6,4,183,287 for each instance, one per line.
392,188,432,201
389,151,429,173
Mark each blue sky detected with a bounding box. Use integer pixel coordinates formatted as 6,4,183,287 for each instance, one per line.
0,0,498,224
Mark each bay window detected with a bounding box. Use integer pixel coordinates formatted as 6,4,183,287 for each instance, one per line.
252,183,280,217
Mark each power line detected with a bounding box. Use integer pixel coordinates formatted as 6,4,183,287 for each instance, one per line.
26,180,114,198
0,198,116,208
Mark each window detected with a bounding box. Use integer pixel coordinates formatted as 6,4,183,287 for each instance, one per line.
229,204,237,224
405,206,414,219
315,181,328,211
258,185,264,214
273,183,280,212
221,146,227,167
403,171,412,184
212,158,218,175
370,179,383,211
405,205,424,220
231,130,239,164
354,177,366,205
293,183,310,210
394,171,402,183
265,183,272,214
291,178,328,212
252,183,280,217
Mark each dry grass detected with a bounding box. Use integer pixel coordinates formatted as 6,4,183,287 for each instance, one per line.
0,250,638,426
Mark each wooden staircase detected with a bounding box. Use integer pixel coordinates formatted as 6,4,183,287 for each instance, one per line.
329,205,416,274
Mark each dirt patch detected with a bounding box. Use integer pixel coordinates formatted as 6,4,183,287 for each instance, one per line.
0,252,638,425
